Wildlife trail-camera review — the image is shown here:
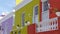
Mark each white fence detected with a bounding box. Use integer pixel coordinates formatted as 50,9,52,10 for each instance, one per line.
36,17,58,32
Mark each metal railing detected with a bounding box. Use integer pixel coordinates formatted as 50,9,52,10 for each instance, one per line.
36,17,58,32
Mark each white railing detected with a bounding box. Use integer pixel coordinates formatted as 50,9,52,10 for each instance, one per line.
36,17,58,32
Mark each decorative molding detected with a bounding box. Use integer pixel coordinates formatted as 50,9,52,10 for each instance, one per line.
15,0,32,11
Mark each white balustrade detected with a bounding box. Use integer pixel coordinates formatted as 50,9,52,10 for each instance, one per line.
36,17,58,32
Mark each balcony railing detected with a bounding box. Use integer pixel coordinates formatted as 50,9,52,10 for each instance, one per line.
36,17,58,32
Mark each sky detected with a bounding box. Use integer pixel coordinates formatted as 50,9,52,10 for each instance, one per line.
0,0,15,15
0,0,23,15
0,0,23,19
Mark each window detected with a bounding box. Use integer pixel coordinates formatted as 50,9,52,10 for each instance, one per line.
5,23,8,34
18,31,20,34
15,32,17,34
11,31,13,34
42,0,49,20
0,26,4,31
22,12,25,26
33,5,39,24
43,1,48,11
0,26,1,30
34,6,38,15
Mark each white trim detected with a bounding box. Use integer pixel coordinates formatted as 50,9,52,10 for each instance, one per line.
15,0,32,11
0,12,14,24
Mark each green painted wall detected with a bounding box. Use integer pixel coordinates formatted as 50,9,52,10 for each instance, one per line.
11,0,40,34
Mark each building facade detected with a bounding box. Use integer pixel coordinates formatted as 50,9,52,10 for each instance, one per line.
10,0,60,34
0,12,14,34
39,0,60,34
10,0,40,34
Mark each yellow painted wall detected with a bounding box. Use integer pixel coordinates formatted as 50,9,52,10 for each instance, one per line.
15,0,40,33
11,0,40,34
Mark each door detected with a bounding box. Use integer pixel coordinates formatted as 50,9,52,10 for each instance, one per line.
42,0,49,21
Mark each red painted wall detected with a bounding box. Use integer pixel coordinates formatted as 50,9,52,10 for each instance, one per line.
49,0,60,18
27,24,36,34
49,0,60,10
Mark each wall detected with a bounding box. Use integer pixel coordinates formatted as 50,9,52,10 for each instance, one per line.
27,24,36,34
14,0,40,34
49,0,60,18
2,16,13,34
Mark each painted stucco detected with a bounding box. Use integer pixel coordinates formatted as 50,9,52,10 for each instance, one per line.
11,0,40,34
2,16,13,34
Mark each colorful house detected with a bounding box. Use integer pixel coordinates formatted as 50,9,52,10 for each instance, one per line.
10,0,40,34
10,0,60,34
39,0,60,34
0,12,14,34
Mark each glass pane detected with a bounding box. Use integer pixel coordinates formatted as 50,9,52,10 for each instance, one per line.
43,1,48,11
0,26,1,30
22,13,25,26
18,31,20,34
35,6,38,15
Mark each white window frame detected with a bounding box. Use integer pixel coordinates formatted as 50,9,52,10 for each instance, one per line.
33,5,39,24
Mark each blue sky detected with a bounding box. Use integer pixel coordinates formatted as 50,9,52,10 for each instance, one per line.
0,0,15,15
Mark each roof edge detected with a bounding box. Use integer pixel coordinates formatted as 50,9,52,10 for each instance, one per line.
15,0,32,11
0,12,14,24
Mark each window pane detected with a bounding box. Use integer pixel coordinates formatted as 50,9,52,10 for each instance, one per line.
0,26,1,30
35,6,38,15
43,1,48,11
18,31,20,34
15,32,17,34
22,13,25,26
